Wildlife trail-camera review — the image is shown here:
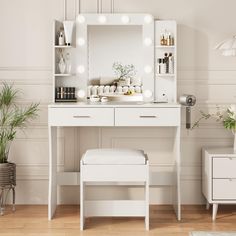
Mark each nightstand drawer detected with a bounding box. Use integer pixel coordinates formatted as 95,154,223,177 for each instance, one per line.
213,157,236,178
48,108,114,126
213,179,236,200
115,108,180,126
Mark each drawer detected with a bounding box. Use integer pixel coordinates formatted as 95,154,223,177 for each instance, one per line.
115,108,180,126
213,157,236,178
48,108,114,126
213,179,236,200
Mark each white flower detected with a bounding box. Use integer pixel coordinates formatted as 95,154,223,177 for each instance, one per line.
228,104,236,120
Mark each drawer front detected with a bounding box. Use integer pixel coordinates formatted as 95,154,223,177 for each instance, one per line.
213,157,236,178
115,108,180,126
213,179,236,200
49,108,114,126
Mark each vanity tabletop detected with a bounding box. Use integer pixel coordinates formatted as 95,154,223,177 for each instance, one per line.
48,102,181,108
203,147,236,156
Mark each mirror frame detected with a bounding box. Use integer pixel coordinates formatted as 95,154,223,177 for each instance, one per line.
76,13,154,100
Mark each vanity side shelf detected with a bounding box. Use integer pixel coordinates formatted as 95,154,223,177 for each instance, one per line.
53,20,77,103
154,20,177,103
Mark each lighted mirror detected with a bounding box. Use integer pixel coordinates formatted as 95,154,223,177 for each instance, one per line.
76,14,154,101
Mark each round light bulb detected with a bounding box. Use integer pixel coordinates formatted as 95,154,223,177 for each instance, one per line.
143,90,153,98
77,15,85,24
144,37,152,46
144,65,152,74
121,15,130,24
98,15,107,24
144,15,153,24
77,65,85,74
77,37,85,46
77,89,86,98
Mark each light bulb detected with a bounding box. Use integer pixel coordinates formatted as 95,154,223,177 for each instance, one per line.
144,65,152,74
98,15,107,24
144,15,153,24
144,37,152,46
77,37,85,46
77,65,85,74
77,89,86,98
77,15,85,24
143,90,153,98
121,15,130,24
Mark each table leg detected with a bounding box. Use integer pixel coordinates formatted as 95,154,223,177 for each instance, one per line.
48,126,57,220
173,126,181,221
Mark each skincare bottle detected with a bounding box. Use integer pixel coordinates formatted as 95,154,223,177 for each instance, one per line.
167,33,171,46
168,53,174,74
164,53,169,73
58,27,65,46
158,58,162,74
160,33,165,45
160,59,166,74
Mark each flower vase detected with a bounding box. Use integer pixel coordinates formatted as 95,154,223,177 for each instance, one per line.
58,57,66,74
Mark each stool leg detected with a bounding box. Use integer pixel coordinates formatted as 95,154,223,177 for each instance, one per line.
145,168,149,230
80,171,85,230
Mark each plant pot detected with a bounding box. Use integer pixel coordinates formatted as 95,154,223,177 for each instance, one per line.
0,162,16,187
0,162,16,215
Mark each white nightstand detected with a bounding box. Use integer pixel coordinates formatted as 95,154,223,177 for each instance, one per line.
202,147,236,221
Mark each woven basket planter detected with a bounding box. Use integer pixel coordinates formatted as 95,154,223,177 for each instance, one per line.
0,162,16,215
0,162,16,187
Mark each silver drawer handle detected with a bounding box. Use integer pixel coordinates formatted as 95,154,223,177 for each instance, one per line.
139,115,157,118
73,115,91,118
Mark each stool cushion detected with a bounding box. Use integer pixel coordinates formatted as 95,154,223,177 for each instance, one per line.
82,148,146,165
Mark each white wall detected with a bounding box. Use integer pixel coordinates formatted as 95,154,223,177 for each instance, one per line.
1,0,236,204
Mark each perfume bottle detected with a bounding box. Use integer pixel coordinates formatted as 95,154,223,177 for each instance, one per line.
58,27,65,46
168,53,174,74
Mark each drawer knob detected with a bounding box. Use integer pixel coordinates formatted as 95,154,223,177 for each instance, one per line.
73,115,91,118
139,115,157,118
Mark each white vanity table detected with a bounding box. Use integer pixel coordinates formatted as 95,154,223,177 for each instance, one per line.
48,102,181,220
49,13,181,221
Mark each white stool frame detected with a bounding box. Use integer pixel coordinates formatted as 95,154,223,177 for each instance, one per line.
80,157,149,230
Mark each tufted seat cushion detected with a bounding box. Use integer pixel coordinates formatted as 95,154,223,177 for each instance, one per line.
82,148,146,165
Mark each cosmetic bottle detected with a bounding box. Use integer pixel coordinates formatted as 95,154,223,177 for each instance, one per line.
158,58,162,74
167,33,171,46
168,53,174,74
160,59,166,74
58,27,65,46
160,33,165,45
164,53,169,73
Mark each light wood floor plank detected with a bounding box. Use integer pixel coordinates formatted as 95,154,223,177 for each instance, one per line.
0,205,236,236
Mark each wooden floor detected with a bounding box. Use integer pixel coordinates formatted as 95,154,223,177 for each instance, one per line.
0,205,236,236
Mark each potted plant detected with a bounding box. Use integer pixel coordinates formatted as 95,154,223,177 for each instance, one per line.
112,62,136,87
0,83,39,213
192,105,236,150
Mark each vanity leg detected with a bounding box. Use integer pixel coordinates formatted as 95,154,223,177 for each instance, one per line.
206,201,210,210
212,203,218,221
48,126,57,220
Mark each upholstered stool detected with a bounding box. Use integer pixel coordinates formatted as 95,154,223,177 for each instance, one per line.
80,148,149,230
